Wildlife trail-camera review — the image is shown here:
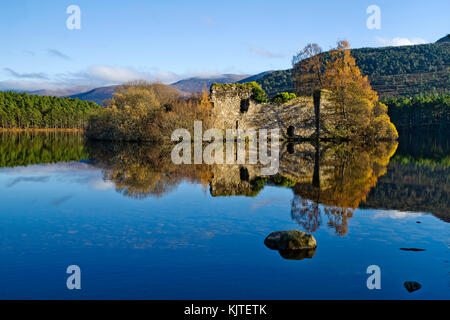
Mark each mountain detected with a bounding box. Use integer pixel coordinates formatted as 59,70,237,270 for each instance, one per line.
171,74,250,94
238,71,273,83
68,86,119,105
55,36,450,103
23,87,92,97
67,75,252,104
243,37,449,98
436,34,450,43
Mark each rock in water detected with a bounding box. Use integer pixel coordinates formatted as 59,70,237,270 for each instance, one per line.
264,230,317,251
404,281,422,293
278,248,316,260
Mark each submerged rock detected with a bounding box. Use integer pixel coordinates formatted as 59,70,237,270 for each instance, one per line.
264,230,317,251
278,248,316,260
404,281,422,293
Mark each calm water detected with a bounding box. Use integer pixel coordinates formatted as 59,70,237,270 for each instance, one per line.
0,132,448,299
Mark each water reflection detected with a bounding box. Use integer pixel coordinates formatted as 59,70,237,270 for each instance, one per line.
291,142,398,235
1,131,447,237
91,139,399,235
0,131,87,167
361,130,450,222
87,142,212,199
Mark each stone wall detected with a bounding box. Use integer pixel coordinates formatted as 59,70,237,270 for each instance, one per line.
210,84,328,140
208,142,335,197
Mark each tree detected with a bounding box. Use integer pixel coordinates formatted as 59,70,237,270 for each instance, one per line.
86,81,210,142
199,84,212,110
292,43,323,96
320,41,398,140
0,91,101,129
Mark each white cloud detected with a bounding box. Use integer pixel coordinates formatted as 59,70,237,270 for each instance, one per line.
373,210,424,220
0,65,181,92
85,65,172,83
376,37,428,47
0,79,68,91
0,162,115,191
91,179,115,191
0,64,247,92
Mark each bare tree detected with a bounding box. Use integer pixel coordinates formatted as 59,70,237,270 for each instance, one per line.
292,43,323,96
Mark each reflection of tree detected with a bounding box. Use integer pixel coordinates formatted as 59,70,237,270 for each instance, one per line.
0,132,88,168
291,197,321,233
291,141,398,235
88,142,212,199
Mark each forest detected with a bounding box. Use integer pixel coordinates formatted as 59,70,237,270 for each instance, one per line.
0,132,89,167
0,91,101,129
384,94,450,130
252,41,449,98
361,131,449,222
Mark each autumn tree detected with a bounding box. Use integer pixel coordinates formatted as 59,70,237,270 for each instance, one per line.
292,43,324,96
199,84,213,110
86,81,209,142
321,41,398,140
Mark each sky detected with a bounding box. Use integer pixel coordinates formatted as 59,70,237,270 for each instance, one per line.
1,0,449,92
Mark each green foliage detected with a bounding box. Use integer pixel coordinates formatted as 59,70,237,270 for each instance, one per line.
361,131,449,219
253,70,295,97
271,92,297,103
0,132,89,167
0,91,101,129
251,84,269,103
384,94,450,130
212,81,268,102
351,43,449,76
253,42,450,98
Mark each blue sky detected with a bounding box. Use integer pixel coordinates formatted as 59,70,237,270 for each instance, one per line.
1,0,448,91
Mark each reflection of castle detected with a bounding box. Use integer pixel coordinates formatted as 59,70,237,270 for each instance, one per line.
2,132,448,232
86,140,398,235
207,141,398,235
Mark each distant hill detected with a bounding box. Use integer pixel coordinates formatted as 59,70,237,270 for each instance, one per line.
238,71,273,83
67,75,252,104
171,74,250,94
58,37,450,103
68,86,119,105
244,38,450,98
436,34,450,43
25,87,92,97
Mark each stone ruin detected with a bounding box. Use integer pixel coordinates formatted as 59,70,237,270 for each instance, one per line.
209,84,328,140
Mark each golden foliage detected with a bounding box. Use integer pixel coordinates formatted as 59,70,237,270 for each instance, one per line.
321,41,398,141
86,81,210,142
292,140,398,235
292,43,324,96
199,84,213,110
88,142,213,199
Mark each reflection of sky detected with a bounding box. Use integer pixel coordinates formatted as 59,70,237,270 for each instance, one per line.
0,162,114,191
372,210,424,220
0,163,448,300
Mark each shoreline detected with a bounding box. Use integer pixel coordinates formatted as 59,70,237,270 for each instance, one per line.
0,128,84,133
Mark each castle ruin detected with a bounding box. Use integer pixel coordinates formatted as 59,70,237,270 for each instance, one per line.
209,84,327,140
